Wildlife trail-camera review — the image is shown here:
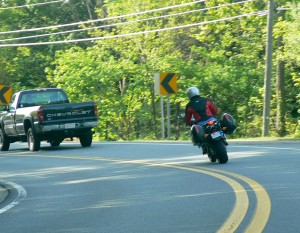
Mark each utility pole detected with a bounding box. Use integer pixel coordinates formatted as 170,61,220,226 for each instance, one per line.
262,0,275,137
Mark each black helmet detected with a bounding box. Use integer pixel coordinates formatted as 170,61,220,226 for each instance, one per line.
187,87,200,100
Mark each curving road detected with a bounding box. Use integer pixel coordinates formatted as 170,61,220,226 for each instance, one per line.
0,140,299,233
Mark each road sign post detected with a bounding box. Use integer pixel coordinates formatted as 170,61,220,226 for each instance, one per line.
160,96,165,139
154,73,178,139
167,95,171,139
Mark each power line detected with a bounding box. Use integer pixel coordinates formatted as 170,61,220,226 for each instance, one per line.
0,0,206,35
0,0,65,10
0,11,267,47
277,8,300,11
0,0,255,43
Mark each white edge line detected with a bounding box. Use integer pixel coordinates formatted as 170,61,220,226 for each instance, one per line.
0,180,27,214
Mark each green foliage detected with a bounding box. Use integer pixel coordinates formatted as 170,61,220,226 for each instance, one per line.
279,3,300,136
1,0,299,139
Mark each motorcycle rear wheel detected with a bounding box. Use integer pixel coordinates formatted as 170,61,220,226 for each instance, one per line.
213,140,228,164
207,145,217,163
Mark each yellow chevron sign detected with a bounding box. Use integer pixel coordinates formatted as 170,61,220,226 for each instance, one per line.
0,85,12,104
154,73,177,95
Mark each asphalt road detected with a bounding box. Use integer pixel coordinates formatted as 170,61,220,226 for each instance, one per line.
0,140,299,233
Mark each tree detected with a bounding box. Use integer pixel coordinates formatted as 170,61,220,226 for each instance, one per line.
0,0,95,91
281,4,300,137
2,0,299,139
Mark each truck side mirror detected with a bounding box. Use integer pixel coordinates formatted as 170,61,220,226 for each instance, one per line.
9,106,16,112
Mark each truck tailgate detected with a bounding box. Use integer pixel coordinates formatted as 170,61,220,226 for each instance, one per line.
42,102,97,123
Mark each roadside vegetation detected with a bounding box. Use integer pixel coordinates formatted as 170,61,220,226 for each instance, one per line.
0,0,299,140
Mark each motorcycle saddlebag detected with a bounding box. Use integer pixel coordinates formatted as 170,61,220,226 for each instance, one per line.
220,113,237,135
190,125,205,145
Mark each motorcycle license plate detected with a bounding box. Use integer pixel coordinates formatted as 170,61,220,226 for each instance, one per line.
211,131,221,139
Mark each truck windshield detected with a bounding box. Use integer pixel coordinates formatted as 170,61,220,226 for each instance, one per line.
19,90,69,108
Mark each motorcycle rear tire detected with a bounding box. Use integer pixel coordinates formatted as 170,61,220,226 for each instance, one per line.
207,145,217,163
214,140,228,164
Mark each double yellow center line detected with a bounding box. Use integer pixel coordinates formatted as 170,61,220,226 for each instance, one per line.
2,153,271,232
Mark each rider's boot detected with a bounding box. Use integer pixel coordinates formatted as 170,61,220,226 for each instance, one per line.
201,145,208,155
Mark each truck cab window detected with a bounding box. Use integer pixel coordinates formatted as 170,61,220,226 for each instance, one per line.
19,94,34,107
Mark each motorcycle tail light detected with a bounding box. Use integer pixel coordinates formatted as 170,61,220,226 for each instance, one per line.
207,120,215,126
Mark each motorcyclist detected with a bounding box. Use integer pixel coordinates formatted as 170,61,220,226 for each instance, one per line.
185,87,219,154
185,87,218,126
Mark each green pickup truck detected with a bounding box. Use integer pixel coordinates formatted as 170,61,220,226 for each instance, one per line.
0,88,98,151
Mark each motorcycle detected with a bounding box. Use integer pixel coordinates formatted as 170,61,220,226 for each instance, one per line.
190,113,236,164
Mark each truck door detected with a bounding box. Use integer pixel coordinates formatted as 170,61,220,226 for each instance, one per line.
15,93,33,135
2,94,17,136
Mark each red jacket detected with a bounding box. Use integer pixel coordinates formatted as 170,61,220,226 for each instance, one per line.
185,96,218,126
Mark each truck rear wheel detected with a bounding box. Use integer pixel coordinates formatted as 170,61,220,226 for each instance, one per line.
0,128,10,151
27,128,41,151
79,130,93,147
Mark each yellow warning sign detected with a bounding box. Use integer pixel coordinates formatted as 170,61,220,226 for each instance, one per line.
154,73,177,95
0,85,12,104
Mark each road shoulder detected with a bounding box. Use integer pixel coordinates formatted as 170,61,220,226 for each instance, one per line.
0,185,9,204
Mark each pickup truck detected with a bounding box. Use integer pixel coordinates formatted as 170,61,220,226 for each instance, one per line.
0,88,98,151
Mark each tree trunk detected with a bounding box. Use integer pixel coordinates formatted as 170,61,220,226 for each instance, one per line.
276,36,286,136
276,11,286,137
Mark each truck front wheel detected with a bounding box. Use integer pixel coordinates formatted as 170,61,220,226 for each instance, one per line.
27,128,41,151
0,128,10,151
79,130,93,147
